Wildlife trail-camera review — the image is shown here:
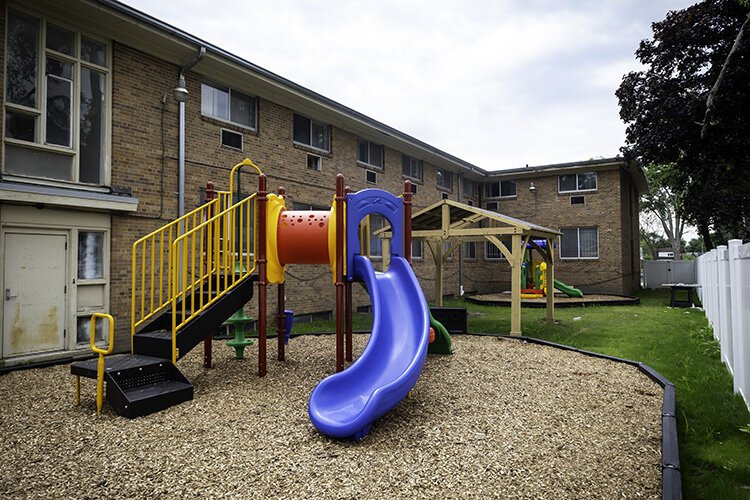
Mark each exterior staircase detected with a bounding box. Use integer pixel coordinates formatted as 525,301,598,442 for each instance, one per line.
71,163,259,417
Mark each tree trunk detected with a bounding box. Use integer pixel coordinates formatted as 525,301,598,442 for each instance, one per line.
698,220,714,251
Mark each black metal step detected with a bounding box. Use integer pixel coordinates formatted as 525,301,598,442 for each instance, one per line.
132,329,173,360
71,354,193,418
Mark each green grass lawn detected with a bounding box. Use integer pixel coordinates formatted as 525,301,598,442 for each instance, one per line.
290,289,750,498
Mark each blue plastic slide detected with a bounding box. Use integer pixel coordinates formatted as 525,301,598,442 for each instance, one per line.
308,255,430,440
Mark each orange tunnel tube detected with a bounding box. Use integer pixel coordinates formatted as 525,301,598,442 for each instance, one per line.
277,210,331,265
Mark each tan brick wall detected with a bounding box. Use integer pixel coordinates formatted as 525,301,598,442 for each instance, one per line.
463,168,639,295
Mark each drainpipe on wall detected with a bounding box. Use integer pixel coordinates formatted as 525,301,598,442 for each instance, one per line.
173,47,206,217
457,173,464,296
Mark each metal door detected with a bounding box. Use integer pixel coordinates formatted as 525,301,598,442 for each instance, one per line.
3,231,67,357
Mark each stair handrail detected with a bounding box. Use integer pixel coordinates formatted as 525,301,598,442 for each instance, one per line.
90,313,115,416
131,198,224,340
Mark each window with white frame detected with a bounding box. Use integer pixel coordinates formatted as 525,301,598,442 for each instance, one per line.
201,82,256,129
436,169,452,190
485,201,498,212
293,113,330,151
402,154,423,181
485,180,516,198
411,239,423,260
357,138,383,169
558,172,597,193
560,227,599,259
485,241,506,260
463,241,476,259
4,9,110,185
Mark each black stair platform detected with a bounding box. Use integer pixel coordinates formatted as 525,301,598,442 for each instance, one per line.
71,354,193,418
71,354,169,379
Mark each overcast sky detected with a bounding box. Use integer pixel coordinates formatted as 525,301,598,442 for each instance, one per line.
121,0,697,171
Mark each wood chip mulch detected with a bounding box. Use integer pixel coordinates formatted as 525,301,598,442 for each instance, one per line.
0,335,662,499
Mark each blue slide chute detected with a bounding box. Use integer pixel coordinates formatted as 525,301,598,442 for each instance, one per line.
308,255,430,440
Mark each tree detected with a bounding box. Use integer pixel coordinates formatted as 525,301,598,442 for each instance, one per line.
640,164,686,258
640,228,670,260
617,0,750,250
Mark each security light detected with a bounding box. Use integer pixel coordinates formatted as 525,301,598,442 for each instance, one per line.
173,75,189,103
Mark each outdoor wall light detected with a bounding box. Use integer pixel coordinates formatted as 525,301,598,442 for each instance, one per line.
173,75,189,103
529,182,536,192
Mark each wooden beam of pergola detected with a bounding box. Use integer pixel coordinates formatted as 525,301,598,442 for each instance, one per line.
379,199,561,336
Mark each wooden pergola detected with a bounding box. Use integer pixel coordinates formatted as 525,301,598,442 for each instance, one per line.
380,199,561,336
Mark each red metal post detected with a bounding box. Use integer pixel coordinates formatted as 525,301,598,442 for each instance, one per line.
335,174,345,372
203,181,216,369
276,186,286,362
404,180,413,265
257,174,268,377
344,185,353,362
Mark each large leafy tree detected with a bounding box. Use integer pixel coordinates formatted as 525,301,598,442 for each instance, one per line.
640,164,686,257
617,0,750,250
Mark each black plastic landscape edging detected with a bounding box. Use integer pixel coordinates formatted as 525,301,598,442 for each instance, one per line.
485,334,681,500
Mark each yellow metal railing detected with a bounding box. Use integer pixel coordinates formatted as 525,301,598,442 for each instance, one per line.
74,313,115,416
131,198,224,339
131,159,263,363
169,193,257,362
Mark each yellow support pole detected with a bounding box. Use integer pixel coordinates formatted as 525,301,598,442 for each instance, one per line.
89,313,115,416
510,233,523,336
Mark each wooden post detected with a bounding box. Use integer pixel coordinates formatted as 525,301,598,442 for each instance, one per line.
510,233,522,336
203,181,215,369
257,174,268,376
276,186,286,361
437,202,450,306
344,186,353,363
545,237,555,324
404,180,412,264
382,238,390,272
335,174,345,372
435,240,444,306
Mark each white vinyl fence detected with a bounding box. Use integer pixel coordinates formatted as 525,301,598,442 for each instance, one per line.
696,239,750,411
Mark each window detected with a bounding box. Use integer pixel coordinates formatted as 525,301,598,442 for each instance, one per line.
558,172,597,193
402,155,423,181
78,231,104,280
485,180,516,198
357,139,383,169
221,129,242,150
411,240,423,260
463,179,477,199
443,242,454,260
441,192,449,200
436,169,452,190
570,195,585,205
366,170,377,184
293,113,330,151
485,201,498,212
409,183,418,195
560,227,599,259
485,241,506,260
76,315,103,344
4,10,109,185
369,215,384,258
467,199,474,206
307,154,321,172
201,82,256,129
463,242,476,259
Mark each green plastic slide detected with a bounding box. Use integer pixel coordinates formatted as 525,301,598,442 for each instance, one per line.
428,312,453,354
553,278,583,298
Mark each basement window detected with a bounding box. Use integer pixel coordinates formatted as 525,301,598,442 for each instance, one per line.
221,129,243,150
570,195,585,205
307,154,321,171
366,170,377,184
410,183,418,195
442,192,449,200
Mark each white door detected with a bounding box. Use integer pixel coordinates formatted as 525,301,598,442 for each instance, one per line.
3,231,67,357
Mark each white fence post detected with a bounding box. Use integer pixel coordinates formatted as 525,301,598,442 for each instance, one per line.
716,246,733,372
728,240,749,406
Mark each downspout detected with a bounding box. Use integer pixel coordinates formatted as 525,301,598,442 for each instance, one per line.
175,47,206,217
457,173,464,296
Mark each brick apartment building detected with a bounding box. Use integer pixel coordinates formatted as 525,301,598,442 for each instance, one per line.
0,0,647,366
